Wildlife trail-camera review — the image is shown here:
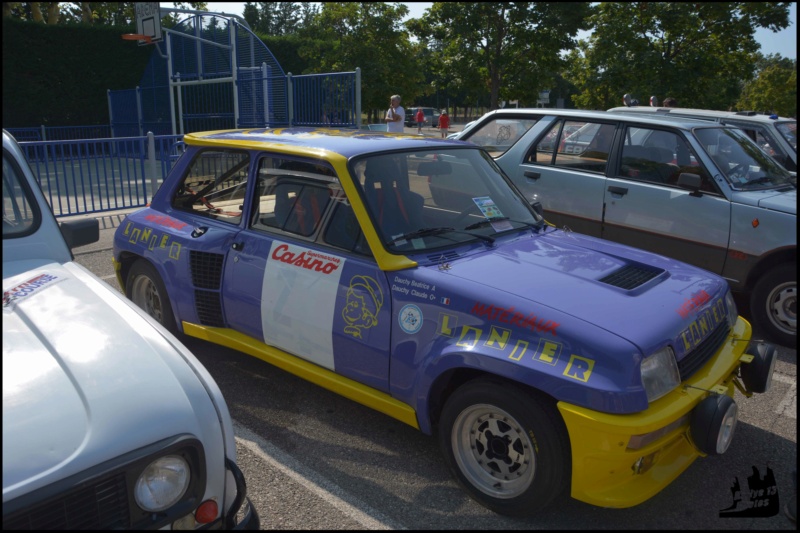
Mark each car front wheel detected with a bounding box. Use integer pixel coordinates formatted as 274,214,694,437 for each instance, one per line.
126,259,177,334
751,264,796,347
438,378,570,517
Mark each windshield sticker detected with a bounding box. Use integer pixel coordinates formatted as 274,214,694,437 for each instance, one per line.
3,273,62,309
343,275,384,339
471,196,513,231
398,304,423,334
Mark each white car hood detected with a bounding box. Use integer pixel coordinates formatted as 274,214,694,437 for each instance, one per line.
2,261,207,498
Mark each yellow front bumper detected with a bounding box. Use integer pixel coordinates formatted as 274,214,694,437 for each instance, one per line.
558,317,752,508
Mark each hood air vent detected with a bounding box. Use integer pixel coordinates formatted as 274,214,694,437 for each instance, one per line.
599,264,663,290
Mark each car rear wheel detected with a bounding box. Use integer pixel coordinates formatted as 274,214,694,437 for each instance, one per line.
750,264,796,347
438,378,570,516
126,259,177,334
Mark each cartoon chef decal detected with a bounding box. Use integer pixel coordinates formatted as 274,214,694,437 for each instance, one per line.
343,275,384,339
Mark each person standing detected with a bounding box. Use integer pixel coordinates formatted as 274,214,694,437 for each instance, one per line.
385,95,405,133
663,97,678,107
415,108,425,134
438,110,450,138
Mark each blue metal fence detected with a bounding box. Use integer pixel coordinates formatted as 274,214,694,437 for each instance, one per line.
19,133,183,217
6,125,113,142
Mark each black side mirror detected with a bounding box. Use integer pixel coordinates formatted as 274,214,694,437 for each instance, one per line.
531,200,544,216
59,218,100,249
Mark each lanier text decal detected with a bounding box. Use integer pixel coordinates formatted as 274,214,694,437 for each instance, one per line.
436,313,594,382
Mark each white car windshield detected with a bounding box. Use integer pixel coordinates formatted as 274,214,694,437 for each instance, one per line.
693,127,794,190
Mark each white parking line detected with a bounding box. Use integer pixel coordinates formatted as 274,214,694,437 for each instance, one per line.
233,421,405,530
772,373,797,419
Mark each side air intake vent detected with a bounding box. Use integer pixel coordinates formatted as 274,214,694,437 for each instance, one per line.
190,251,224,289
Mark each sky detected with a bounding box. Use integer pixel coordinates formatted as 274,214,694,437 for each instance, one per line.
170,2,797,60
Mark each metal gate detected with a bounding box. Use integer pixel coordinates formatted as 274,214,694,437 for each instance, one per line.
109,13,360,136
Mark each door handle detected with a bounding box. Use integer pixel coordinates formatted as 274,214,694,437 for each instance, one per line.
524,170,541,181
608,186,628,196
232,242,245,251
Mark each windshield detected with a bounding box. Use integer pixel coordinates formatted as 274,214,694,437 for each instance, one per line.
351,148,542,253
693,127,793,189
776,121,797,152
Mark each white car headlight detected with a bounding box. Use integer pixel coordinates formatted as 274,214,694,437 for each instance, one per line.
134,455,191,512
724,289,738,328
641,346,680,403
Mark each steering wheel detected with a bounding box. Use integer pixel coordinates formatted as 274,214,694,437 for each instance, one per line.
727,162,749,180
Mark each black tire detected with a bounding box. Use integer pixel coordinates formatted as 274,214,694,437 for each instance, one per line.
750,264,796,347
126,259,178,334
438,378,570,517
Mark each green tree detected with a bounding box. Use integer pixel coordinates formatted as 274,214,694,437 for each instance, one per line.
737,54,797,117
297,2,420,122
566,2,792,111
244,2,304,36
3,2,207,25
407,2,591,111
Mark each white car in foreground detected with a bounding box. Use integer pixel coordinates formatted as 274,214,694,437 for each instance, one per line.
2,129,258,530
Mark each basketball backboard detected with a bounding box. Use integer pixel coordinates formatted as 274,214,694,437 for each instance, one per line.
134,2,163,45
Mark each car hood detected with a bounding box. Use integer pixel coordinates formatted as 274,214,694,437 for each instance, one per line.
731,187,796,214
2,261,208,498
442,229,728,357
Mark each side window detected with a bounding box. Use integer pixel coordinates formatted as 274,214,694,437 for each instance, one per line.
172,150,250,224
463,118,539,157
324,200,371,256
3,150,41,238
619,127,715,192
251,157,336,238
530,121,615,174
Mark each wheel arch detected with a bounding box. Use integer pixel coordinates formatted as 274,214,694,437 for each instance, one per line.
744,246,796,292
422,361,562,436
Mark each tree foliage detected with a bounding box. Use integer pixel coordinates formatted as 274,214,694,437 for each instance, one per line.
242,2,319,36
565,2,792,111
296,2,421,121
737,55,797,117
407,2,592,110
3,2,208,25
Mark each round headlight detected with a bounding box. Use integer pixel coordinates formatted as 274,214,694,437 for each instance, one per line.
134,455,191,512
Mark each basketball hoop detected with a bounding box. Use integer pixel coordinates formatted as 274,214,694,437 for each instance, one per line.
122,33,153,45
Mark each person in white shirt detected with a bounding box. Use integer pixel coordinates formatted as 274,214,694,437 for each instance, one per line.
385,95,405,133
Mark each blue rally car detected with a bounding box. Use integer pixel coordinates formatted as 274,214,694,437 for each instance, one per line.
113,128,776,516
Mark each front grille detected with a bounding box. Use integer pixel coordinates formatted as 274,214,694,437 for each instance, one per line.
190,251,224,289
3,473,129,530
195,289,225,327
677,321,730,381
599,264,663,290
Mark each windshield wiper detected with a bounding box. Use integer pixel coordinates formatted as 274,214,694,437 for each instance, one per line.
465,217,546,233
390,226,495,245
